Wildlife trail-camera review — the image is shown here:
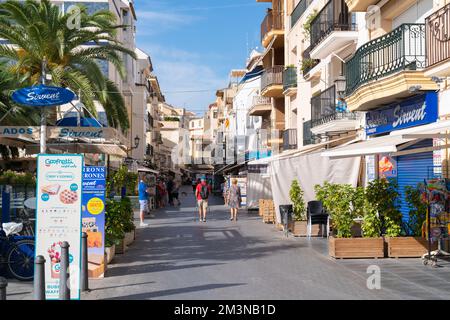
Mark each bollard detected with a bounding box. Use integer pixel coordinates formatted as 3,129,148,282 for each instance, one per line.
81,232,89,292
34,255,46,300
59,241,70,300
0,277,7,300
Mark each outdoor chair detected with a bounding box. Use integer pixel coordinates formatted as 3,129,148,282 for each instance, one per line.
307,200,329,239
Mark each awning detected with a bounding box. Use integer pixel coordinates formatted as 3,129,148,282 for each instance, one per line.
137,166,159,175
26,143,127,157
322,120,450,159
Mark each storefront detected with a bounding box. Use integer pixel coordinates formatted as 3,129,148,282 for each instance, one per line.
322,91,449,221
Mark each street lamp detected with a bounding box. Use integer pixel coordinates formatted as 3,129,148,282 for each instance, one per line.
126,135,140,152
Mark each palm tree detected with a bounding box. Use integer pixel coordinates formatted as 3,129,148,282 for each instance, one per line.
0,0,136,130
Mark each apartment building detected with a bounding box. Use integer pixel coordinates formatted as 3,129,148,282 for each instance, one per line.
256,0,286,154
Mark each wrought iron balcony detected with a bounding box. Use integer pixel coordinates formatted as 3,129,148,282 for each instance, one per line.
303,120,318,146
261,10,284,45
311,85,358,129
261,66,284,90
283,66,297,91
301,46,320,76
283,128,297,150
310,0,356,52
426,3,450,68
146,144,154,157
291,0,313,29
345,23,426,96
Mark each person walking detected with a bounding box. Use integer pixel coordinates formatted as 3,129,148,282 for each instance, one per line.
138,175,150,227
228,178,242,222
195,176,211,222
222,180,229,206
172,180,181,206
167,176,175,206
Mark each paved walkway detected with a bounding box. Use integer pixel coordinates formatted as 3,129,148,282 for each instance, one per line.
6,186,450,300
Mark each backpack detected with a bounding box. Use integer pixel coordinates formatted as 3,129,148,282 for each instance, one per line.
200,184,209,200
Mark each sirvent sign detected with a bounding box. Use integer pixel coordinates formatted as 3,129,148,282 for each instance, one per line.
366,92,438,136
0,126,106,140
12,85,76,107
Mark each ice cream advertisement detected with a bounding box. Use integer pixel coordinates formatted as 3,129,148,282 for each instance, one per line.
81,166,106,279
378,154,397,178
35,154,83,300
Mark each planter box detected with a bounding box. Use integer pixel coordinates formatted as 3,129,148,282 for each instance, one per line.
124,230,135,246
329,237,384,259
105,245,116,264
291,221,323,237
387,237,437,258
115,238,127,254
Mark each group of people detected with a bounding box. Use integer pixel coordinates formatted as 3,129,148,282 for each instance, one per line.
193,176,242,222
138,174,181,227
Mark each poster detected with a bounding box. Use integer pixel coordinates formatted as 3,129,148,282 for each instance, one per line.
35,154,83,300
82,166,106,279
378,154,397,178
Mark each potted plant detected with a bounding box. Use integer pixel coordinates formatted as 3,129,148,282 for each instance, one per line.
316,182,384,259
289,180,313,236
303,10,318,38
121,197,136,246
105,199,126,254
386,184,437,258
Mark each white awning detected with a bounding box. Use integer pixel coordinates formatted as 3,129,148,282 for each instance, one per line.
321,135,413,159
137,166,159,175
322,120,450,159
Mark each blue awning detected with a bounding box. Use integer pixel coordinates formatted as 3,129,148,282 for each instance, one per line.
240,66,264,84
56,117,103,127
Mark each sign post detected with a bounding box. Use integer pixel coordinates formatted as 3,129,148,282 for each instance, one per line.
81,166,106,278
35,154,84,300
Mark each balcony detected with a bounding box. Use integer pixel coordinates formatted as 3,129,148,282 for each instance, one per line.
309,0,357,60
301,46,320,78
261,10,284,48
291,0,313,29
283,66,297,96
311,85,359,135
261,65,284,97
425,3,450,78
145,144,154,157
303,120,318,146
249,96,272,116
283,128,298,150
344,0,378,12
345,23,437,111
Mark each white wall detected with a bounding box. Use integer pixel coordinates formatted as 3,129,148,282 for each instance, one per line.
392,0,434,27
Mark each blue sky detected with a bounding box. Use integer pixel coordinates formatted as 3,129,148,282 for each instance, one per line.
133,0,266,115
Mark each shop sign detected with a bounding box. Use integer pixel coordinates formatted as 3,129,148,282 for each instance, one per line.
81,166,106,278
12,85,76,107
366,155,376,183
35,154,83,300
366,92,438,136
0,126,107,140
378,154,397,178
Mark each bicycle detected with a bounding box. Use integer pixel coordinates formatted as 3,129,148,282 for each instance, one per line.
0,223,35,281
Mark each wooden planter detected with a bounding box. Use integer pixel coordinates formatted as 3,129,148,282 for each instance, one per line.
124,230,135,246
329,237,384,259
290,221,323,237
387,237,437,258
115,237,127,254
105,245,116,265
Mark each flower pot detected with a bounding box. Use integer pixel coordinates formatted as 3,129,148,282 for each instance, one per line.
115,238,127,254
291,221,322,237
105,245,116,264
386,237,437,258
124,231,135,246
329,236,384,259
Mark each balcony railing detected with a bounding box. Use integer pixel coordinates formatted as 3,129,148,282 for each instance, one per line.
146,144,154,157
310,0,356,51
291,0,313,29
426,3,450,68
283,67,297,91
261,66,284,91
252,95,272,107
303,120,318,146
302,46,320,76
345,23,426,96
283,128,298,150
261,10,284,43
311,85,357,128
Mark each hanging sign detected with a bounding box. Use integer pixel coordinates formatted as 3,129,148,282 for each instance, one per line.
81,166,106,278
12,85,76,107
35,154,83,300
366,92,438,136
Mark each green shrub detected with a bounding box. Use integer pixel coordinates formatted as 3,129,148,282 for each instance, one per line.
404,184,427,236
289,180,306,221
0,170,36,186
105,197,135,247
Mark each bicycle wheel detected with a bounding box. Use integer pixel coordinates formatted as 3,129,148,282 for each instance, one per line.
7,239,35,281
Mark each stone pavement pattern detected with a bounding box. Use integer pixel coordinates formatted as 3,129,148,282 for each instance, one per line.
6,186,450,300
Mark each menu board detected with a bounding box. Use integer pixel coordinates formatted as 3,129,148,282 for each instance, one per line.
35,154,83,300
81,166,106,279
